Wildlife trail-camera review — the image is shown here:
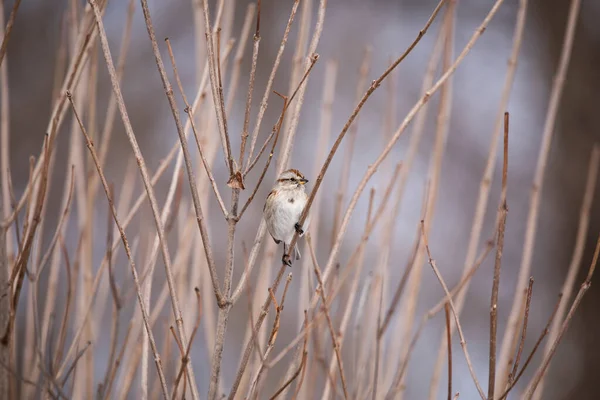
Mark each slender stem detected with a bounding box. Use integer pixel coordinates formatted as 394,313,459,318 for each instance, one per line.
66,91,169,399
509,278,534,386
164,38,228,217
244,0,301,171
421,223,486,400
532,144,600,399
200,0,233,175
308,236,349,400
488,112,509,399
498,293,563,400
0,0,22,70
445,303,452,400
91,1,202,398
238,2,259,169
496,0,581,389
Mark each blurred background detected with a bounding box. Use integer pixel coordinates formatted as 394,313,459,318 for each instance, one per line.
3,0,600,398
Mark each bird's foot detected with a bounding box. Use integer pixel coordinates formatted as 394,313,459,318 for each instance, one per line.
294,222,304,235
282,253,293,267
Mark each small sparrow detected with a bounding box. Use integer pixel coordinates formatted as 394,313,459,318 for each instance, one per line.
263,169,309,266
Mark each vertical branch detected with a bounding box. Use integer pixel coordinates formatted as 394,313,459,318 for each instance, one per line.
531,145,600,399
488,112,509,399
244,0,301,171
0,0,22,69
235,2,258,168
199,0,233,175
421,224,486,400
524,234,600,399
66,92,169,400
308,236,349,400
331,47,372,247
496,0,581,390
0,193,7,398
90,1,201,399
430,0,528,395
445,303,452,400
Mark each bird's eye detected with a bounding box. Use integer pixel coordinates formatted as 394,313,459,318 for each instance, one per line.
290,178,296,182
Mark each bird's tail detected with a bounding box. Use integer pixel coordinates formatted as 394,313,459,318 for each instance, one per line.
294,244,301,261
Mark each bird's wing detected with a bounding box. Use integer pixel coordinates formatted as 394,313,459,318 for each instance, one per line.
264,189,277,212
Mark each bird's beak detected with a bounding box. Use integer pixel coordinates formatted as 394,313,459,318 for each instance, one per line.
300,178,308,185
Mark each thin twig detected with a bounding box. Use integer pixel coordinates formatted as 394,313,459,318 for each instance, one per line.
247,275,293,400
229,0,461,395
244,0,301,171
445,303,452,400
0,0,22,70
488,111,509,399
237,2,259,169
164,38,228,217
60,341,92,387
33,165,75,281
496,0,581,389
372,276,384,400
432,0,528,395
66,89,169,399
308,236,349,400
532,145,600,399
509,277,534,385
243,53,319,179
498,293,563,400
95,1,205,397
421,222,486,400
524,234,600,399
291,311,309,400
200,0,233,176
2,136,50,346
172,288,203,400
269,351,307,400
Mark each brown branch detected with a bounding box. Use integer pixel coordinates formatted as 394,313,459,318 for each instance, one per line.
199,0,233,176
65,88,169,399
496,0,581,387
230,0,504,396
308,236,349,400
172,288,203,400
509,277,534,385
445,303,452,400
238,2,260,169
102,324,132,400
285,0,448,264
244,0,301,171
499,292,562,400
291,311,309,400
488,111,509,399
0,0,22,70
237,53,318,219
269,351,306,400
244,53,319,178
532,143,600,398
247,275,293,400
137,0,224,315
60,341,92,387
372,276,384,400
98,189,121,399
33,165,75,281
421,222,486,400
377,228,420,338
524,234,600,399
164,38,228,217
52,236,73,372
238,95,288,220
2,136,51,346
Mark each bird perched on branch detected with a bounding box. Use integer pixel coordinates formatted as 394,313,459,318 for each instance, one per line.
264,169,309,266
